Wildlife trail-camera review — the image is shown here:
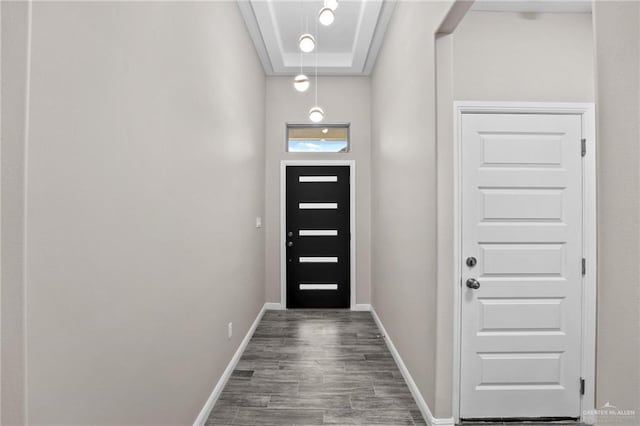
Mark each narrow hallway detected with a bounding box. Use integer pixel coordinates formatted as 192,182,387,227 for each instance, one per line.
206,310,425,425
3,1,640,425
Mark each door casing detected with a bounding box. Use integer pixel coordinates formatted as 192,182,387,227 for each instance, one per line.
280,160,356,310
452,102,597,423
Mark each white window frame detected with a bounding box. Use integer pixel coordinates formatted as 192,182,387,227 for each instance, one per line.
285,123,351,153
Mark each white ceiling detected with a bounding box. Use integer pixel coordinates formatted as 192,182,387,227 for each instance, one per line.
239,0,591,76
238,0,395,76
471,1,592,13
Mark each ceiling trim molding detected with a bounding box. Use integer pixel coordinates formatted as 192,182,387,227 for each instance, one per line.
237,1,274,74
470,0,592,13
251,1,287,71
363,0,396,75
238,0,395,76
437,0,475,35
349,0,384,73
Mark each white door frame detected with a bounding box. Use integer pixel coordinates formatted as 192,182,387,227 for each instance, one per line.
452,102,597,423
280,160,357,310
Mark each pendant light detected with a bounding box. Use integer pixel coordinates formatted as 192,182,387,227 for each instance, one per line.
325,0,338,11
298,33,315,53
294,74,310,92
309,107,325,123
318,7,335,26
308,14,324,123
293,1,310,92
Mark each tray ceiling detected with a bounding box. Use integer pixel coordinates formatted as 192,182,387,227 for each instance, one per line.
238,0,395,76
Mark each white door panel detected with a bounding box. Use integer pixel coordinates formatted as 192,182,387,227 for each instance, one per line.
477,224,568,243
460,113,583,419
481,189,564,221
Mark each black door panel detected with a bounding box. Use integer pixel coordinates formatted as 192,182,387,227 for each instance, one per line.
286,166,350,308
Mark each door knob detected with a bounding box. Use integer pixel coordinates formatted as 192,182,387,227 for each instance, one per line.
466,278,480,289
287,241,294,247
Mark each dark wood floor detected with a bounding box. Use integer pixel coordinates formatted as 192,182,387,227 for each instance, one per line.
206,309,426,425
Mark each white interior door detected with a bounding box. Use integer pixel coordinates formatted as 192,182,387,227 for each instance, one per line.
460,113,583,419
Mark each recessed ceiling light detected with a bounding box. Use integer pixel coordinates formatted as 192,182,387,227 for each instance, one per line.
309,106,324,123
298,33,316,53
322,128,329,134
293,74,310,92
318,7,335,26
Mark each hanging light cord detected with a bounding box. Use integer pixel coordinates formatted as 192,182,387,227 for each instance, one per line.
299,0,303,75
305,1,309,33
315,6,319,107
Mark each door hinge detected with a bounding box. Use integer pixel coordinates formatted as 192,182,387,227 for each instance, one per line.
582,258,586,276
580,378,585,395
581,138,587,157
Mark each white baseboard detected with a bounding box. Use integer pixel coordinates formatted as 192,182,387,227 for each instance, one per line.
265,303,370,311
264,302,285,310
582,412,596,425
351,303,372,311
193,304,266,426
370,307,455,426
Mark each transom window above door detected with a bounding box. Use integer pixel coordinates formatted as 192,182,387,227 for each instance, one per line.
286,124,350,153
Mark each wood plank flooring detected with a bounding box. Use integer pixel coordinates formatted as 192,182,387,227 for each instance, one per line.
206,309,426,426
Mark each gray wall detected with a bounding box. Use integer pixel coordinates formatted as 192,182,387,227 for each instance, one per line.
375,3,640,421
264,76,371,306
453,11,594,102
1,2,29,424
593,1,640,416
370,0,454,415
434,31,456,419
433,9,597,419
450,5,640,417
15,2,266,424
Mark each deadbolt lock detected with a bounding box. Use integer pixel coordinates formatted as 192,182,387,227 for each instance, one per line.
466,256,477,267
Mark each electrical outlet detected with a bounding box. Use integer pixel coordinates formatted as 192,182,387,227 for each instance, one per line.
227,322,233,340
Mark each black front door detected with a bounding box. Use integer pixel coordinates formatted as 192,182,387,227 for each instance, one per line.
286,166,350,308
